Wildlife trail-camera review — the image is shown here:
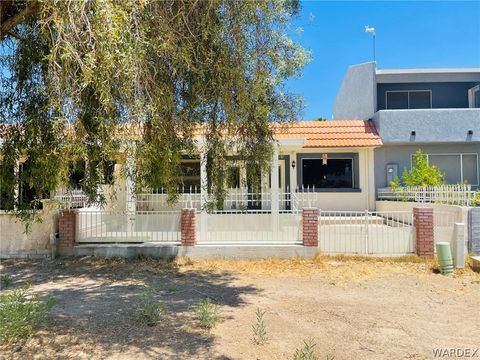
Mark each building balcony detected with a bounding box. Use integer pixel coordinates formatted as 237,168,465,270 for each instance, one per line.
372,108,480,144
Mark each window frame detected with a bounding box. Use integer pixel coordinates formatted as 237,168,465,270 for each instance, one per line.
409,152,479,186
301,157,355,189
386,90,432,110
468,85,480,108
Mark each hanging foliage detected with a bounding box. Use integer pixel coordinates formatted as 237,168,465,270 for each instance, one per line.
0,0,309,219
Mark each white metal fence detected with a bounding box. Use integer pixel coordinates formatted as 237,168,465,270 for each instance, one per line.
377,185,476,206
197,210,302,245
54,188,88,209
77,210,181,243
134,187,318,212
318,211,414,255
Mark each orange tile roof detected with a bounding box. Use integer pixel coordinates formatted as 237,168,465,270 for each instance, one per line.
275,120,382,148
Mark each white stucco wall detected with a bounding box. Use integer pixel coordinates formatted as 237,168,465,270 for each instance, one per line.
0,204,57,258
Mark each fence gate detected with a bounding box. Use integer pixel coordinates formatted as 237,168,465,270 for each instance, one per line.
318,211,414,255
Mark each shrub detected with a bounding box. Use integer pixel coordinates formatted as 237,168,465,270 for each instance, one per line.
1,274,11,289
195,298,220,329
0,288,57,343
138,286,165,326
390,150,445,187
252,308,267,345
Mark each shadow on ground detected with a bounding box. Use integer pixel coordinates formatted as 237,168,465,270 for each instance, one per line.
1,257,260,359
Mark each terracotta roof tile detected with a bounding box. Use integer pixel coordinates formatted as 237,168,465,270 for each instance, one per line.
274,120,382,148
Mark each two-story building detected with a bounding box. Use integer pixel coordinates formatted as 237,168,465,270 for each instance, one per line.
333,62,480,189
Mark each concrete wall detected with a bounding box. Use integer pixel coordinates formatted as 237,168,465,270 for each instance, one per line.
333,62,377,120
376,201,469,253
0,204,57,258
377,82,480,110
372,109,480,144
374,143,480,188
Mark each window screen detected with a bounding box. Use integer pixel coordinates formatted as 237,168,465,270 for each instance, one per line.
386,92,408,109
409,91,431,109
302,159,353,189
428,155,462,184
462,155,478,185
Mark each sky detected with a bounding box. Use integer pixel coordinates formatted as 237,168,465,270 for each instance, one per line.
286,0,480,120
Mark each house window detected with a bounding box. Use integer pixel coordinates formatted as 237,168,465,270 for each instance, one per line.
227,166,240,188
386,90,432,109
302,158,353,189
468,85,480,108
181,160,201,193
411,153,479,185
0,162,15,210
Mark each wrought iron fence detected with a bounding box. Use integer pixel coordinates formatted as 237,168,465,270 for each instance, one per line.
318,210,414,255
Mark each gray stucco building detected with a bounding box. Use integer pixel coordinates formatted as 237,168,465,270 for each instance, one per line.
333,62,480,189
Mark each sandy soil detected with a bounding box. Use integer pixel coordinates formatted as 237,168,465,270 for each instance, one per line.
0,256,479,360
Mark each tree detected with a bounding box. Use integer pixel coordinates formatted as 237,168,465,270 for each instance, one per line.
0,0,310,220
391,150,445,187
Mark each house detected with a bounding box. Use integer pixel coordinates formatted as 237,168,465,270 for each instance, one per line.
122,120,382,212
333,62,480,189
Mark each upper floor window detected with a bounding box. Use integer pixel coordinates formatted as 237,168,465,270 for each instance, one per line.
386,90,432,109
468,85,480,108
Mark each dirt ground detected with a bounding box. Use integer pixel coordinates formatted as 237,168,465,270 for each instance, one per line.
0,255,479,360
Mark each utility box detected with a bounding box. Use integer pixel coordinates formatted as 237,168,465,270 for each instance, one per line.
386,163,398,184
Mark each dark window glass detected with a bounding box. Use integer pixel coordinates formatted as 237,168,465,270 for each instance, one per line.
302,159,353,189
69,160,86,187
181,160,201,193
386,92,408,109
103,160,116,185
475,90,480,108
227,166,240,188
0,162,15,210
19,161,46,209
409,91,431,109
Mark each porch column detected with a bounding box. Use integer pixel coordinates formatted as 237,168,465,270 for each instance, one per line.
270,146,279,233
200,148,208,210
199,148,208,243
125,150,136,233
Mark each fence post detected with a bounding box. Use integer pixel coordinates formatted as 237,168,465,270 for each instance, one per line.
181,208,197,246
302,207,318,247
58,209,77,256
413,207,434,257
452,223,465,269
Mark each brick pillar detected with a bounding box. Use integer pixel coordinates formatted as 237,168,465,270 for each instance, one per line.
58,210,77,256
413,207,434,257
181,208,197,246
302,207,319,247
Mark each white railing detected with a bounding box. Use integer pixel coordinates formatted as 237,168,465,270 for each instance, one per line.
54,188,88,209
377,185,476,206
77,210,181,243
197,209,302,245
133,186,318,212
318,210,414,255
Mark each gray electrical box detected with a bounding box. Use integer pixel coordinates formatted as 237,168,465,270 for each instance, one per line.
386,163,398,184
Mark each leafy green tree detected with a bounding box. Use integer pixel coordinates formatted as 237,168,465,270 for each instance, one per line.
391,150,445,187
0,0,310,220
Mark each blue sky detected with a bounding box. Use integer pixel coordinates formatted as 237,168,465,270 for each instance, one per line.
287,1,480,120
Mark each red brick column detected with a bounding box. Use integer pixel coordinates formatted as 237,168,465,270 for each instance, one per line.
181,208,197,246
413,207,434,257
302,208,319,247
58,210,77,256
